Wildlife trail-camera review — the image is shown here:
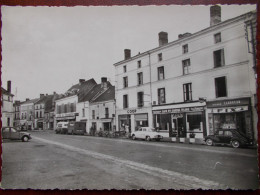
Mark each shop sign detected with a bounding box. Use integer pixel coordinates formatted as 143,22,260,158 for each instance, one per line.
208,106,248,113
153,106,204,114
207,98,250,108
56,112,76,118
56,116,76,120
127,109,137,114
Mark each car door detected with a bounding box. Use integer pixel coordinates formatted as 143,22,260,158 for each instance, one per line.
2,128,10,139
215,130,225,143
10,128,20,139
223,130,232,143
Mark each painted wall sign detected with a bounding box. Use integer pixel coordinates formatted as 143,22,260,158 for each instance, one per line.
208,106,248,113
127,109,137,114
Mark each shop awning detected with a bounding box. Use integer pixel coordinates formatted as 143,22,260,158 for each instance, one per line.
134,114,148,121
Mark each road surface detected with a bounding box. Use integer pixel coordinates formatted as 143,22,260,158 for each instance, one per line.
1,130,258,190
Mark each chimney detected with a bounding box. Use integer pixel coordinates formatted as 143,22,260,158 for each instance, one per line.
124,49,131,60
26,98,30,101
178,32,192,39
210,5,221,26
159,32,168,46
79,79,85,85
7,81,11,93
40,94,44,99
101,77,108,90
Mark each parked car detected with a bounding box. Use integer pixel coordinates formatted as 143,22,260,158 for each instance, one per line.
55,122,68,134
204,129,254,148
68,122,86,135
131,127,163,141
2,127,32,142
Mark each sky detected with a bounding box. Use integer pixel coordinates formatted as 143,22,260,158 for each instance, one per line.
1,4,256,101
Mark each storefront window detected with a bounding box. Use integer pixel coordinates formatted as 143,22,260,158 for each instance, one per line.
187,113,202,131
118,115,131,132
153,114,171,130
135,114,148,130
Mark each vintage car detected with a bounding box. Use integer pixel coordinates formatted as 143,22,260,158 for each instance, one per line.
55,122,69,134
68,121,86,135
131,127,163,141
204,129,253,148
2,127,32,142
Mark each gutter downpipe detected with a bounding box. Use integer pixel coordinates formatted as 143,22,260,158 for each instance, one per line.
148,51,153,128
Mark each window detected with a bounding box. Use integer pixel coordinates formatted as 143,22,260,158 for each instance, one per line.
215,76,227,98
214,33,221,43
137,92,144,107
158,88,166,104
40,111,42,118
137,72,143,85
213,49,225,68
123,95,128,109
183,44,188,54
158,66,165,80
105,108,109,118
92,110,95,119
36,112,38,118
123,76,128,88
158,53,162,61
137,60,141,68
182,59,190,75
82,108,85,117
183,83,192,101
123,65,127,73
7,118,10,126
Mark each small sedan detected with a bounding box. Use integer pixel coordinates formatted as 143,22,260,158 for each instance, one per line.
2,127,32,142
131,127,163,141
204,129,253,148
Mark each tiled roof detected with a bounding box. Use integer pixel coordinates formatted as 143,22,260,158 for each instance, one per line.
1,87,14,96
57,78,97,101
20,98,39,105
92,86,115,103
80,82,113,103
44,95,55,112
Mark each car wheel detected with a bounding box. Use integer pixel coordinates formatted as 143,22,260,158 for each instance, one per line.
206,139,214,146
22,136,29,142
231,140,240,148
146,136,151,141
132,134,136,140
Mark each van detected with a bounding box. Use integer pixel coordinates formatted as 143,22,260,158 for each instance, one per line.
55,122,69,134
68,121,86,135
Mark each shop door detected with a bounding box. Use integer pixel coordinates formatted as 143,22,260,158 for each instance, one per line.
172,117,184,137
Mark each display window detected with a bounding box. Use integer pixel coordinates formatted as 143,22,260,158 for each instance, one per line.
186,112,203,131
134,114,148,130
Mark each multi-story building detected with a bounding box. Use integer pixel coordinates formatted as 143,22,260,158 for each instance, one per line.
44,92,58,130
54,78,97,128
20,98,39,130
1,81,14,127
114,6,257,142
34,93,58,130
76,77,116,133
13,100,21,127
114,49,153,133
34,94,46,129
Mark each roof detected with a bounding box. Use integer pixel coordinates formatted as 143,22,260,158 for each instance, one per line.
79,81,113,102
114,10,256,66
20,98,39,105
92,86,115,103
1,87,14,96
44,95,55,112
57,78,97,101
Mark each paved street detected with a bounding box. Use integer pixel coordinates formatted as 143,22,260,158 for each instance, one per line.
1,130,259,190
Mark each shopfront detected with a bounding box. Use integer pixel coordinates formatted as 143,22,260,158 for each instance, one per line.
207,97,253,139
153,103,206,138
117,107,152,133
55,112,77,128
